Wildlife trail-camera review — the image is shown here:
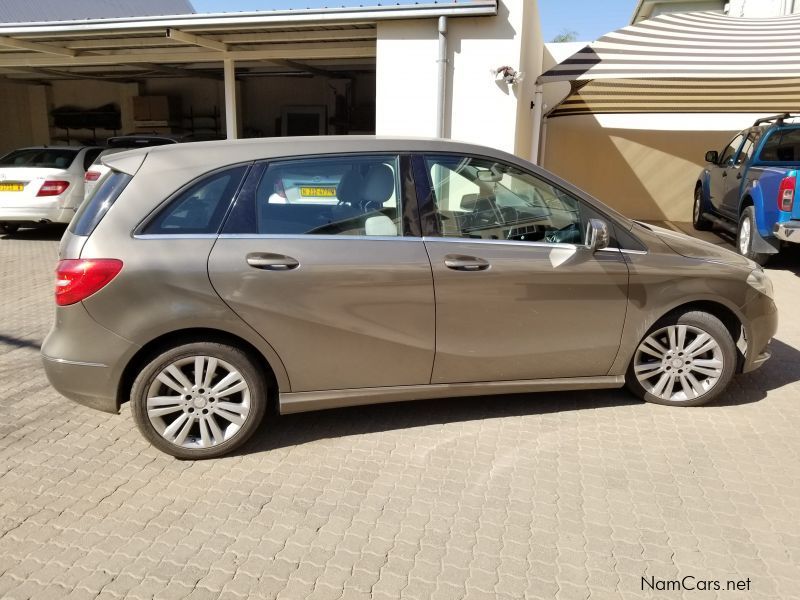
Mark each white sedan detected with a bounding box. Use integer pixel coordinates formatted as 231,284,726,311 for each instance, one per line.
0,146,103,233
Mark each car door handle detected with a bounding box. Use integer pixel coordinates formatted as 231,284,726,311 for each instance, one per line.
444,255,490,271
722,171,727,177
246,253,299,271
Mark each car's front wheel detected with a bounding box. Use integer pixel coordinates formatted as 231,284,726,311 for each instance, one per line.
131,342,267,459
737,206,769,265
626,310,736,407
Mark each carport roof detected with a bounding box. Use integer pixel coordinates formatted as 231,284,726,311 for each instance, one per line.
538,10,800,117
0,1,496,79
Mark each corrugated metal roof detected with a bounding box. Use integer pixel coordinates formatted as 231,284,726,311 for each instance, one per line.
0,0,195,23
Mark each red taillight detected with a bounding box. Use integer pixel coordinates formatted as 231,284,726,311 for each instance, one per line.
55,259,123,306
37,180,70,197
84,171,101,182
778,176,795,212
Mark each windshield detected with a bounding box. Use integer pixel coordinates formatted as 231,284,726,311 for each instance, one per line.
0,148,79,169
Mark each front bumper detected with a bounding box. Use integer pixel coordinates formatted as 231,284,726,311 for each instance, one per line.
740,292,779,373
774,220,800,243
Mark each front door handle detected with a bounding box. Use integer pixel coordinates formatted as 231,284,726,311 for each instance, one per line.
246,252,299,271
444,255,490,271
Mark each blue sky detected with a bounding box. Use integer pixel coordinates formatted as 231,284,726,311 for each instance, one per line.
190,0,634,42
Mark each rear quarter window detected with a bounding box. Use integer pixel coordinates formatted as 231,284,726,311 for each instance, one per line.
70,171,132,236
758,128,800,162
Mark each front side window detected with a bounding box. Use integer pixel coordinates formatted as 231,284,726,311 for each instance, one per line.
142,165,248,235
424,155,584,245
720,134,744,165
229,154,402,237
736,134,756,166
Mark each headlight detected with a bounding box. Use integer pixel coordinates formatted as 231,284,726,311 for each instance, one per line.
747,269,774,298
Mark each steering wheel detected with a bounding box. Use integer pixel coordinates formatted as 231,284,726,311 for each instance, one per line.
545,222,581,244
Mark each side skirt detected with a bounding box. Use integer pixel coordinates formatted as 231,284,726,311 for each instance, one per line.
279,376,626,415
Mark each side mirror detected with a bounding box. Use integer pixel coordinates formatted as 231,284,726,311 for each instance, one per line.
586,218,610,252
705,150,719,164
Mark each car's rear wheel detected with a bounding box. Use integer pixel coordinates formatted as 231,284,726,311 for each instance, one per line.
131,342,267,459
692,187,712,231
737,206,769,265
626,310,736,407
0,224,20,235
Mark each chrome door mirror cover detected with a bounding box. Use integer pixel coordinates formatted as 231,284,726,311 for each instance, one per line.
586,218,610,252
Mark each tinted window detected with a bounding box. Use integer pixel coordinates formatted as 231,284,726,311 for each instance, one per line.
719,134,744,165
758,128,800,162
83,148,103,171
0,148,78,169
70,171,132,236
424,155,584,245
736,135,755,166
226,155,402,237
142,166,248,235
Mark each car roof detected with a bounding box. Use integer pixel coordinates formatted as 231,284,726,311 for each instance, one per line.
102,136,526,176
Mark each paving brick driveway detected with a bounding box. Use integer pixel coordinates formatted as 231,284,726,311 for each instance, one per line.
0,224,798,600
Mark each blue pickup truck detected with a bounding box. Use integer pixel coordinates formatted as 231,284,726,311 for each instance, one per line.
694,113,800,264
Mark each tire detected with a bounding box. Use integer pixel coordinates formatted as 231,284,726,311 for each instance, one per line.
0,224,19,235
131,342,267,459
626,310,737,407
692,187,712,231
737,206,769,265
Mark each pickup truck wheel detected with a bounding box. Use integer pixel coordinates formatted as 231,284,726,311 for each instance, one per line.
692,188,712,231
737,206,769,265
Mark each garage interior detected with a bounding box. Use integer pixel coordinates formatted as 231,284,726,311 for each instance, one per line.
0,12,379,154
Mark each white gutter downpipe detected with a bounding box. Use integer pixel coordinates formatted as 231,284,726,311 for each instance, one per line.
223,58,238,140
530,83,544,164
436,16,448,138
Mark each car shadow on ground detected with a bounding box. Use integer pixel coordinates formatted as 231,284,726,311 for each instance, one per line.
1,224,66,241
237,336,800,456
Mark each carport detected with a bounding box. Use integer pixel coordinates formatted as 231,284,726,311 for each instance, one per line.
531,10,800,221
0,2,496,151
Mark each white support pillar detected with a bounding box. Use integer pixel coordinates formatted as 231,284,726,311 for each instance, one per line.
530,83,544,165
223,58,237,140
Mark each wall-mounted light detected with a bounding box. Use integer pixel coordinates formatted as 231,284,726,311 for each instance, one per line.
491,66,524,85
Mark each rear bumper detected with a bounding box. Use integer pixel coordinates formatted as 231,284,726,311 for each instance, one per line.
41,303,140,414
773,220,800,243
0,205,75,224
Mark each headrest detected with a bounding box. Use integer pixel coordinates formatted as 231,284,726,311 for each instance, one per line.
336,170,364,205
365,215,398,236
362,164,395,206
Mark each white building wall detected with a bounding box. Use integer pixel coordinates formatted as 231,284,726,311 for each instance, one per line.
376,0,544,159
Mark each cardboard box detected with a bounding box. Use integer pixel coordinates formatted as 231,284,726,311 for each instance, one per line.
132,96,174,121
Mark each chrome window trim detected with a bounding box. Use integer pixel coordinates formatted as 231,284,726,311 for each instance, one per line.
216,233,420,242
134,234,219,240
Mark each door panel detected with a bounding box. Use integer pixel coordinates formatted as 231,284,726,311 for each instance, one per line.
209,237,435,392
426,240,629,383
711,134,744,213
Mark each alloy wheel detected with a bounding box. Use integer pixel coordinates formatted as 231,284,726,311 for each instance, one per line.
739,217,751,255
146,356,251,449
633,324,724,402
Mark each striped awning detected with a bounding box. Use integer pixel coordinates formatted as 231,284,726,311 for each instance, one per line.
539,11,800,117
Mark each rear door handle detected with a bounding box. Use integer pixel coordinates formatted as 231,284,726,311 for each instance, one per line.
444,255,490,271
246,252,299,271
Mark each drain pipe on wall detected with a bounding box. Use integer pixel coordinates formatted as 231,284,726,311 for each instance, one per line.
436,16,448,138
529,83,544,164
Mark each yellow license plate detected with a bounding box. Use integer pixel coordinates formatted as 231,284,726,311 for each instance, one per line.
300,186,336,197
0,183,23,192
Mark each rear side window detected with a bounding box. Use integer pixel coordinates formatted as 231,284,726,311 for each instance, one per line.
0,148,78,169
70,171,132,236
758,128,800,162
141,165,248,235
